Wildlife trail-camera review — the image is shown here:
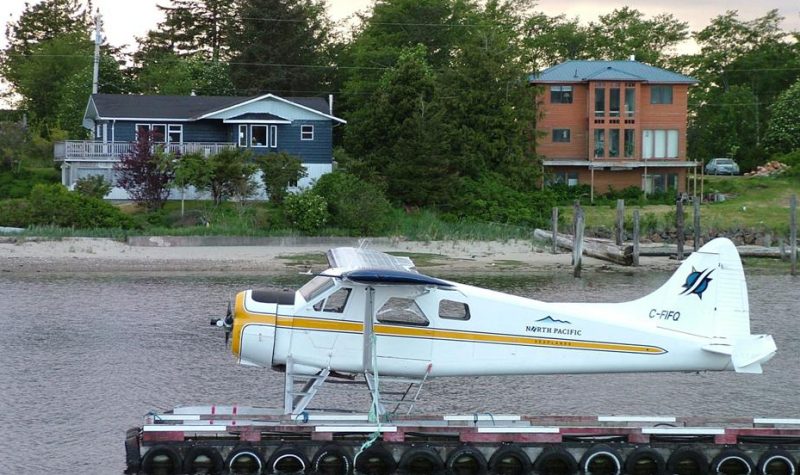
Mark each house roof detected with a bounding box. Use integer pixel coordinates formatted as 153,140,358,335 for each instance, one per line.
89,94,336,121
529,60,697,84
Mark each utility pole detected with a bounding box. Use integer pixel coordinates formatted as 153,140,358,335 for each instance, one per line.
92,10,103,95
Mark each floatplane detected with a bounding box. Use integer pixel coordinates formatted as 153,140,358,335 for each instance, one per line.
213,238,776,416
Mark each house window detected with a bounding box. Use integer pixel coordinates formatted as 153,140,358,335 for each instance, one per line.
624,87,636,116
552,129,570,143
238,125,248,147
642,129,679,159
609,129,620,157
550,85,573,104
624,129,635,158
609,87,620,117
594,87,605,117
650,85,673,104
168,124,182,144
376,297,429,326
135,124,166,142
301,125,314,141
645,173,679,193
270,125,278,147
594,129,605,158
551,171,579,187
251,125,268,147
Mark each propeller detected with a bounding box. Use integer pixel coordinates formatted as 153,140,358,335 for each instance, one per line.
210,299,234,346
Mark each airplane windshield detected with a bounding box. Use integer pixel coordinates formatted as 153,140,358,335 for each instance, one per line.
299,276,335,302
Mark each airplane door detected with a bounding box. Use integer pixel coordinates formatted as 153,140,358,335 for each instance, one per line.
371,287,433,376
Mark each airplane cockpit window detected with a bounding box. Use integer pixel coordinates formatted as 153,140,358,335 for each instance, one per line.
439,300,470,320
313,288,352,313
299,276,335,302
376,297,429,326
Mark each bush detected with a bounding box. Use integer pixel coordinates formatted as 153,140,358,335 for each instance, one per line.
0,199,32,227
284,191,329,234
74,174,112,199
27,184,136,229
312,171,392,235
0,167,60,199
452,174,554,228
256,152,307,204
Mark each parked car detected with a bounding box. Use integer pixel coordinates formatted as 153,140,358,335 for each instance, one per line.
705,158,740,175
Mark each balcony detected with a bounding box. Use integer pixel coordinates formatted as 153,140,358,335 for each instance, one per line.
54,141,237,162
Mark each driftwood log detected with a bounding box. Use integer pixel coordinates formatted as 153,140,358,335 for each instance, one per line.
534,229,633,266
638,244,792,259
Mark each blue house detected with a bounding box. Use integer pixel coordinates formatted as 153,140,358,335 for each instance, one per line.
54,93,346,199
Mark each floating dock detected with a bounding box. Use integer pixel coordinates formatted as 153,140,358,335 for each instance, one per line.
125,407,800,474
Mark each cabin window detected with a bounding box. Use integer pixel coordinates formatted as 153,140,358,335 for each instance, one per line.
299,276,335,302
439,300,470,320
168,124,183,144
270,125,278,147
135,123,166,142
301,125,314,141
238,125,248,147
313,288,351,313
376,297,429,326
251,125,268,147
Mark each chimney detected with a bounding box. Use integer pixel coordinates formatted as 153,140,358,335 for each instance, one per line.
328,94,333,115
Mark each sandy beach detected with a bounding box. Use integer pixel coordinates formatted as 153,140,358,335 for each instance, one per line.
0,236,679,275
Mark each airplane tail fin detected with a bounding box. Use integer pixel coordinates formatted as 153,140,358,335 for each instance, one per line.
632,238,775,373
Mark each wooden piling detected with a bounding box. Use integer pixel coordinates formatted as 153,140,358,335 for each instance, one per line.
551,207,559,255
615,199,625,246
676,200,685,260
632,210,640,267
574,210,584,278
693,200,700,252
791,194,797,276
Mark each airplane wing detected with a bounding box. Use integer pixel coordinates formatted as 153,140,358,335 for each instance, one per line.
326,247,416,272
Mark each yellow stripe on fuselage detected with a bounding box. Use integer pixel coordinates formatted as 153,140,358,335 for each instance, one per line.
233,303,665,356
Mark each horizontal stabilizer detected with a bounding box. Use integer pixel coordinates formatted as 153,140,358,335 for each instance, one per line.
702,334,776,374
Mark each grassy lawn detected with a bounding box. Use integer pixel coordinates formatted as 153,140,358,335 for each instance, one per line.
565,176,798,236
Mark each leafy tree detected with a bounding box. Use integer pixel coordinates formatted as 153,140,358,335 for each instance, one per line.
0,122,28,170
523,13,591,71
114,131,175,211
177,149,256,205
688,85,759,164
311,171,392,235
133,52,234,96
764,79,800,154
284,190,328,234
256,152,307,203
229,0,332,94
586,7,688,66
345,45,453,207
150,0,236,60
74,174,112,199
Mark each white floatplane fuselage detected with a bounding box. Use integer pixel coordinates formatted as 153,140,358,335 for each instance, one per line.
226,238,776,382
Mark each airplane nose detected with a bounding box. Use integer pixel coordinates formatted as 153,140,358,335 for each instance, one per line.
210,299,234,345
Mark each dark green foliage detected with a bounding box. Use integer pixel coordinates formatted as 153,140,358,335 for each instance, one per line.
764,78,800,155
311,171,392,235
284,190,328,234
452,174,556,228
147,0,236,60
0,199,32,226
26,184,135,229
256,152,307,204
0,121,28,169
0,167,60,199
229,0,332,95
74,174,112,199
177,149,257,205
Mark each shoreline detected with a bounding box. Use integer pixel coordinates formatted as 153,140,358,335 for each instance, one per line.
0,236,683,275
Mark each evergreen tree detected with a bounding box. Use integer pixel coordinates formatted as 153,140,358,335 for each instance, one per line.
145,0,236,60
228,0,332,95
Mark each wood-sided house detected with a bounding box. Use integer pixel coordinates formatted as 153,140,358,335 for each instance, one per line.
54,93,346,200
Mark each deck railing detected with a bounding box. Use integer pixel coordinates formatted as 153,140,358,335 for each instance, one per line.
54,141,237,161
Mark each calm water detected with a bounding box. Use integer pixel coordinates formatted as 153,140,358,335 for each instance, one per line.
0,268,798,473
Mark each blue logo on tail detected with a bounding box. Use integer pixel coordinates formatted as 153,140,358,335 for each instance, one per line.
680,267,714,299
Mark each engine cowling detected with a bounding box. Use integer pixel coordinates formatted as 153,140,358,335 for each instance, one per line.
230,289,292,367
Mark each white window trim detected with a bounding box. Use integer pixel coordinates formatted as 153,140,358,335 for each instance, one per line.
270,125,278,147
134,123,149,141
167,124,183,144
238,124,248,147
301,125,314,141
136,123,167,142
250,125,269,148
